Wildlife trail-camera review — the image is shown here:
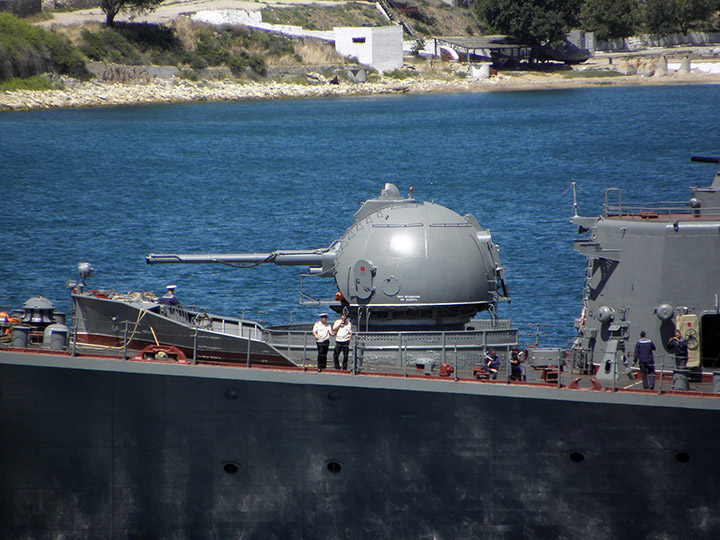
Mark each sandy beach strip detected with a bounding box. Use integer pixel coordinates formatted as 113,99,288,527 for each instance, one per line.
2,70,720,112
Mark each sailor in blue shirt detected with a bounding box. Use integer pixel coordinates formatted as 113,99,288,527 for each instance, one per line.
158,285,180,306
481,349,500,380
634,331,656,390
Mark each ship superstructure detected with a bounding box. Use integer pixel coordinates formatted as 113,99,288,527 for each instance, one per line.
574,156,720,384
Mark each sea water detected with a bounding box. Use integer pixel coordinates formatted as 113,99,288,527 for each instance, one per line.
2,84,720,347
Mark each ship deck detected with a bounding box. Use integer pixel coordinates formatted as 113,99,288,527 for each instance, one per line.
2,341,719,399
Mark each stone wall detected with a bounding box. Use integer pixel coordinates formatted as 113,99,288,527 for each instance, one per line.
598,31,720,52
192,10,334,42
86,62,233,82
42,0,98,9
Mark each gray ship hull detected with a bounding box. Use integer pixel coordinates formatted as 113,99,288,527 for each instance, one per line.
2,347,719,539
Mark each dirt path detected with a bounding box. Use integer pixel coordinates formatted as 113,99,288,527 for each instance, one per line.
37,0,347,27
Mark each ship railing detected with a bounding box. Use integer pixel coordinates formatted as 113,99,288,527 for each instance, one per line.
158,304,192,324
263,325,518,376
604,200,720,219
575,346,720,394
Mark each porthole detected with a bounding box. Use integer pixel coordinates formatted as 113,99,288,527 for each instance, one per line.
676,452,690,463
327,390,342,402
569,452,585,463
326,461,342,474
223,461,239,474
224,388,240,400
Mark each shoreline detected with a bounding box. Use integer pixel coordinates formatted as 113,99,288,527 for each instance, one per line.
3,70,720,112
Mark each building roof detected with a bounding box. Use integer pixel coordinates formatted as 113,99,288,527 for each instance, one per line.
436,36,527,52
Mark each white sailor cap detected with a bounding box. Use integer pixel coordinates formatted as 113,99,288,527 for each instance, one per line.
319,313,328,317
166,284,177,290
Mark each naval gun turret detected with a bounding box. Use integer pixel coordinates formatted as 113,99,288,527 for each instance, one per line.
147,184,508,329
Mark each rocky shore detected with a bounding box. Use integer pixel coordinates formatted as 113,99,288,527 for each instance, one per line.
3,68,720,112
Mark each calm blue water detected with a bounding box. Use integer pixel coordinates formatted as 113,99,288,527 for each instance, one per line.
2,84,720,346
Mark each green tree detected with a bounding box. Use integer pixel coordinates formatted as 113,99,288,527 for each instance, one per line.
475,0,583,47
580,0,638,41
101,0,164,27
643,0,718,35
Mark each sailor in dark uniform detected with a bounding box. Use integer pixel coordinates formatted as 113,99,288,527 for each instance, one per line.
668,329,689,369
510,348,523,381
158,285,180,306
481,349,500,380
634,331,656,390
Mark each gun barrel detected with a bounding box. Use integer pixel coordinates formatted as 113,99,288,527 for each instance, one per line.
146,250,333,267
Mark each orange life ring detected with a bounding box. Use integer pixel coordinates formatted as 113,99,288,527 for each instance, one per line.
568,377,602,391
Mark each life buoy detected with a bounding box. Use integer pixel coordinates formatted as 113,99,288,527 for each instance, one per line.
568,377,602,391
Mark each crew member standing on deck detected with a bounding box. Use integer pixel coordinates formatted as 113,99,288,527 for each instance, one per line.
510,348,522,381
668,329,689,369
634,331,656,390
332,313,352,370
313,313,333,372
158,285,179,306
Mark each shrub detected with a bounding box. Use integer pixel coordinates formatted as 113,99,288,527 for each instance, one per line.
79,28,144,64
0,13,89,81
0,75,60,91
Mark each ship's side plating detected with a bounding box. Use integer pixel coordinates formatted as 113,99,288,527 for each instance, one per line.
1,351,719,540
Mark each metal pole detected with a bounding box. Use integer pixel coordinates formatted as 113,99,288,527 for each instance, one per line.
557,350,562,388
122,320,128,360
658,354,665,394
302,332,307,372
454,344,458,382
246,335,251,368
71,308,78,357
352,338,357,375
508,345,511,384
192,326,198,365
402,334,407,378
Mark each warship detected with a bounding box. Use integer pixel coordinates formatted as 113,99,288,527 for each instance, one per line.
2,159,720,539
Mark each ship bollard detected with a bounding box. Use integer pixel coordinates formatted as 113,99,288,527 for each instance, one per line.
712,373,720,394
11,325,31,348
672,369,690,391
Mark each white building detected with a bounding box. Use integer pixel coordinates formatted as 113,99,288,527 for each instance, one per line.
334,26,403,73
192,10,404,73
